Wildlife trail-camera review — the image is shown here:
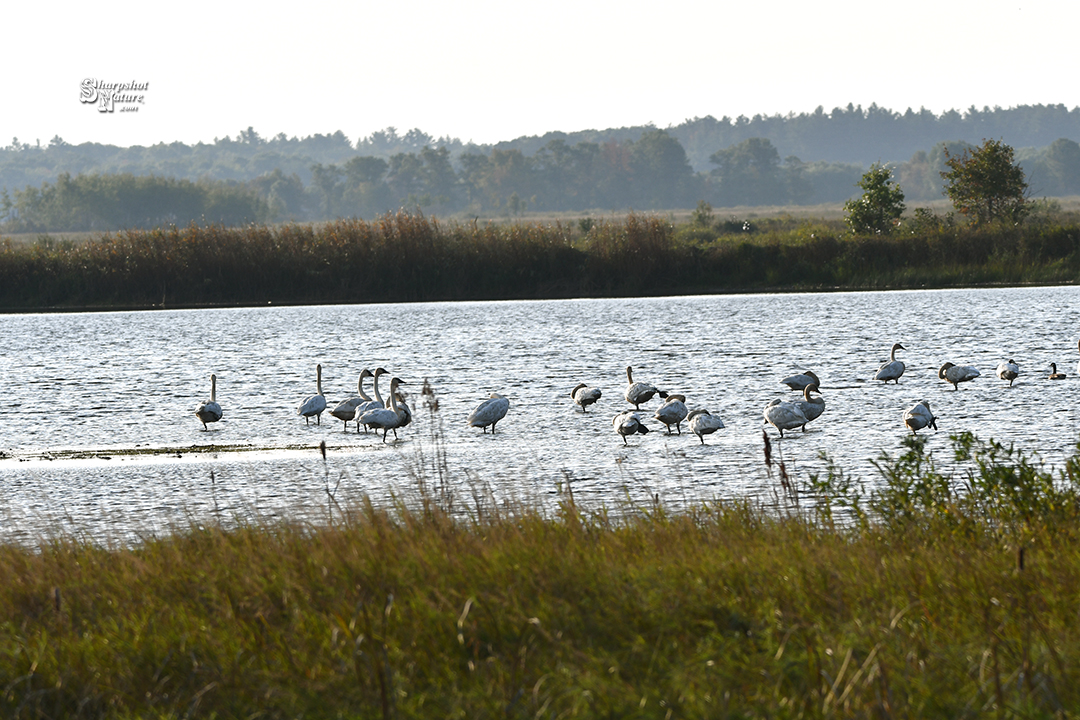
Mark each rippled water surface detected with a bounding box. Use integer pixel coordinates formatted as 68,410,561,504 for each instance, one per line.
3,286,1080,541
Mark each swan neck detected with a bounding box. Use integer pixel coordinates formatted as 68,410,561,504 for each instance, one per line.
210,375,217,402
372,373,384,405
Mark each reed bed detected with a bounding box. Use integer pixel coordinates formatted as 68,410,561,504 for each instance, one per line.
3,212,1080,309
4,401,1080,718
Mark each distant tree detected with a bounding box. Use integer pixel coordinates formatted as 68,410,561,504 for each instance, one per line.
709,138,785,205
1041,138,1080,195
691,200,713,227
843,163,905,234
941,138,1030,224
628,129,697,208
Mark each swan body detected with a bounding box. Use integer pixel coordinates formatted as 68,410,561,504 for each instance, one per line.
1049,362,1067,380
875,343,906,384
297,363,327,424
763,398,809,437
624,366,667,409
358,377,406,442
330,368,375,430
996,360,1020,387
939,362,980,390
613,411,650,444
903,401,937,435
687,409,725,444
780,370,820,391
469,393,510,433
653,394,688,434
194,373,223,430
356,368,390,433
792,383,825,430
571,383,602,412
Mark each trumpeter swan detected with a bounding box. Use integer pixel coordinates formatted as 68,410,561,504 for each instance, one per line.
780,370,820,391
330,368,375,431
763,398,809,438
356,368,389,433
653,394,688,434
613,411,650,445
792,383,824,430
297,364,327,424
469,393,510,433
358,377,406,442
939,362,980,390
875,343,906,384
903,401,937,435
624,366,667,409
687,409,725,445
571,383,602,412
996,360,1020,387
194,373,223,430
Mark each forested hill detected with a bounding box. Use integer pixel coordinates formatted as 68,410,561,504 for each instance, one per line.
3,104,1080,232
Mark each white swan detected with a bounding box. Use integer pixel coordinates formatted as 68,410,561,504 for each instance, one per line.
358,377,406,442
624,366,667,409
297,363,327,424
330,368,374,431
903,400,937,435
570,383,602,412
356,367,390,433
780,370,819,391
875,343,906,384
792,383,824,430
468,393,510,433
939,362,980,390
653,394,688,435
687,409,724,445
1049,362,1067,380
613,410,650,445
763,398,809,438
194,373,223,430
996,359,1019,387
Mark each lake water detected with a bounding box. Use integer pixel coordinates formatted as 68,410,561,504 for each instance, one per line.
3,286,1080,542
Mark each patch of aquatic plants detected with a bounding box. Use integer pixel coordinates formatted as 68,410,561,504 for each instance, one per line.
4,393,1080,717
2,210,1080,309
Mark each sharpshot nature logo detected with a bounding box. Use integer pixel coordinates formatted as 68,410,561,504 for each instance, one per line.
79,78,149,113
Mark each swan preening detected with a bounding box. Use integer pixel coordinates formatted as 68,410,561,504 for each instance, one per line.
624,366,667,409
468,393,510,433
194,373,223,430
653,394,688,434
571,383,602,412
764,383,823,436
780,370,819,391
613,411,650,444
687,409,725,444
938,362,980,390
875,343,906,384
297,363,327,424
903,401,937,435
1049,362,1067,380
996,360,1020,387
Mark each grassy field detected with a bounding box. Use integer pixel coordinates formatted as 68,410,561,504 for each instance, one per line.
3,400,1080,718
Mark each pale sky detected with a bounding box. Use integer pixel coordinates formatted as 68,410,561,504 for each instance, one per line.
7,0,1077,149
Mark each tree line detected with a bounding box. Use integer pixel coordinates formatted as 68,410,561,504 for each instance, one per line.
4,108,1080,233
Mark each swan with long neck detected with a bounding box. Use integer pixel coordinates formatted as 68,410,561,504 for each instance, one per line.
356,368,389,433
330,368,375,431
875,343,905,384
780,370,819,391
571,383,602,412
763,397,809,438
624,366,667,409
939,362,980,390
358,377,406,442
297,363,327,424
792,383,824,431
194,373,223,430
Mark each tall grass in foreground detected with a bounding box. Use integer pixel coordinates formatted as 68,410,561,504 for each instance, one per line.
2,211,1080,309
4,390,1080,718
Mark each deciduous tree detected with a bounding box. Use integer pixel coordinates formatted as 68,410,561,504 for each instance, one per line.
844,163,905,234
941,138,1029,224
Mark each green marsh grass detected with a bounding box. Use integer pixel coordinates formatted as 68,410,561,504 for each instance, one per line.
4,390,1080,718
3,210,1080,310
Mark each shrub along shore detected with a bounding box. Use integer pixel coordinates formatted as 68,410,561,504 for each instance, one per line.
3,431,1080,716
2,209,1080,310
